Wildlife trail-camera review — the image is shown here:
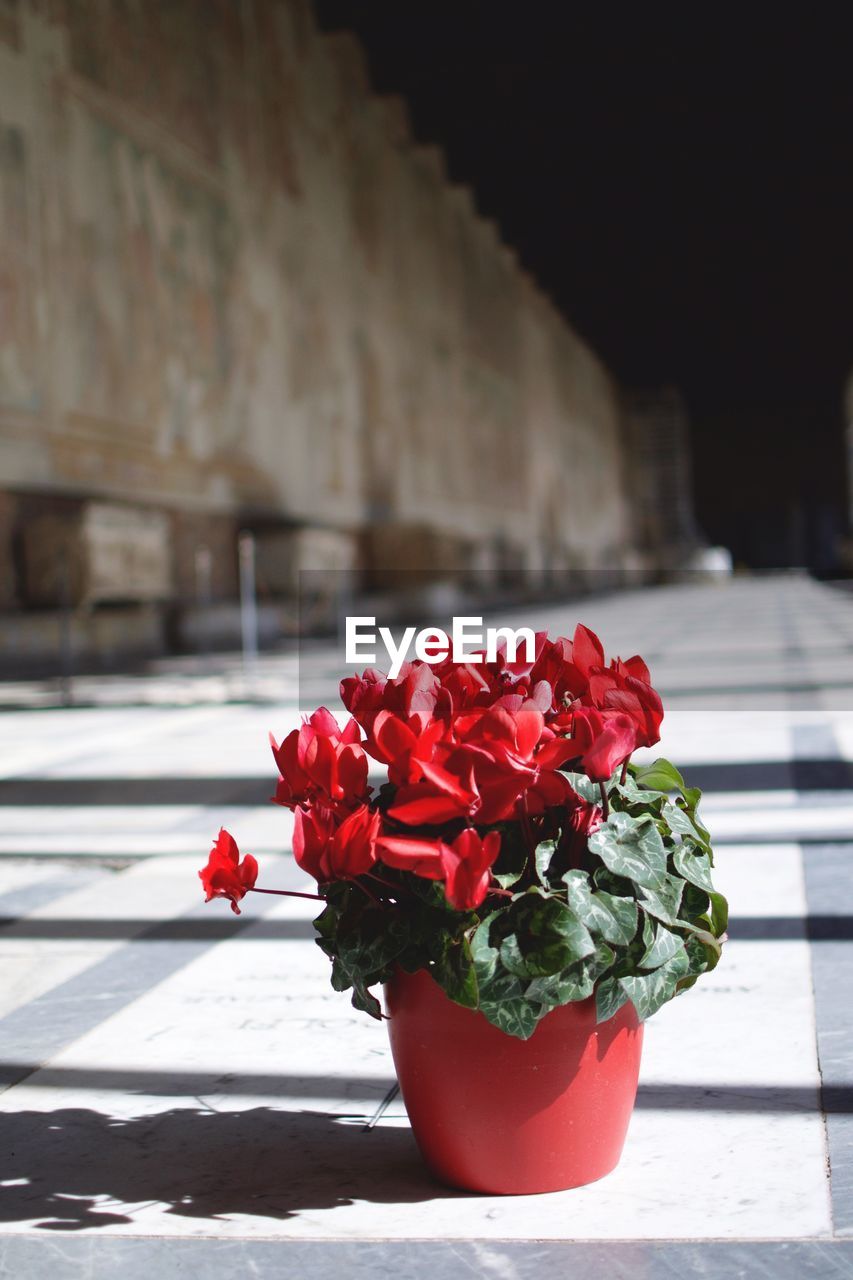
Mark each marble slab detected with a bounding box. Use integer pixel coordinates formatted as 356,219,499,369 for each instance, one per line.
0,840,832,1241
0,576,850,1249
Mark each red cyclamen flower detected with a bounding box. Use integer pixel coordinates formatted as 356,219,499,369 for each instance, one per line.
199,828,258,915
271,707,368,810
292,803,380,883
568,706,637,782
378,828,501,911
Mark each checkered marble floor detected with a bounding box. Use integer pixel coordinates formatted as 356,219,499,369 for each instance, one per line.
1,575,852,1278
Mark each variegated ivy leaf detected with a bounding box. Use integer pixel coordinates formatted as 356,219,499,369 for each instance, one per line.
588,811,668,888
525,940,616,1009
666,802,712,854
562,771,605,805
701,890,729,939
498,892,595,979
435,936,478,1009
617,945,690,1021
639,916,683,970
672,844,716,893
477,972,542,1040
595,975,630,1023
636,873,685,925
617,773,671,806
535,838,558,885
563,869,639,946
470,910,501,985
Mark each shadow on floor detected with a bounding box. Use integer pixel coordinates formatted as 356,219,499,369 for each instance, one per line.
0,1106,450,1230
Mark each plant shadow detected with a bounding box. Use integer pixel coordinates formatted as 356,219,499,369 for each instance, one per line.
0,1106,451,1231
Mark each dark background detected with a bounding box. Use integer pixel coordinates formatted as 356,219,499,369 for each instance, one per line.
315,1,853,572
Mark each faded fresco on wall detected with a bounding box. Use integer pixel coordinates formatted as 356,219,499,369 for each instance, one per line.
0,0,19,49
60,100,235,457
65,0,223,164
0,0,633,603
0,123,37,412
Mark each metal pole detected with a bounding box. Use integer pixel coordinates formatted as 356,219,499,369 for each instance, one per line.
194,544,213,666
58,550,73,707
238,530,258,696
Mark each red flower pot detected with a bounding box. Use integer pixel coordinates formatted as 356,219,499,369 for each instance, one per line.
384,966,643,1194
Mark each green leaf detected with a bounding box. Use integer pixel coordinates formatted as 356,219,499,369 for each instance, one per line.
619,945,690,1020
617,774,671,807
637,873,685,925
493,869,524,890
562,771,603,805
329,942,386,1019
596,975,629,1023
330,956,352,992
498,894,595,978
591,937,617,976
499,932,533,978
526,961,591,1006
633,758,685,792
435,936,478,1009
639,917,683,969
676,919,723,963
588,811,668,887
682,934,712,980
593,865,635,897
525,941,616,1010
477,973,542,1039
665,802,712,853
527,892,595,960
313,902,339,942
700,890,729,938
563,869,639,946
525,970,589,1005
679,781,705,811
470,911,501,984
678,934,713,989
535,839,558,885
492,827,529,889
672,844,716,893
349,980,383,1020
677,787,713,853
681,881,711,919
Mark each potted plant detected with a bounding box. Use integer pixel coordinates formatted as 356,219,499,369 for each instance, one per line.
199,624,727,1194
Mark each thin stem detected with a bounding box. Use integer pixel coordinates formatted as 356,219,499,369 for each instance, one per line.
248,886,325,902
598,780,610,820
365,870,406,895
519,793,535,858
620,758,630,786
487,883,513,898
356,878,381,906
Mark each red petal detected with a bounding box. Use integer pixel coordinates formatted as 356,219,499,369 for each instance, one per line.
309,707,342,737
377,835,446,879
622,654,651,684
340,717,363,745
388,787,474,825
372,709,418,763
572,624,606,677
238,853,259,890
515,700,545,758
212,828,240,866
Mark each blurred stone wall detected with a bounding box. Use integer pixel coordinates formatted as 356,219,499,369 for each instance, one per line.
0,0,632,624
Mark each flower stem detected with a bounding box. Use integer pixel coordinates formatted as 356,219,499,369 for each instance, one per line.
598,781,610,820
488,883,514,898
356,878,381,906
248,886,325,902
365,870,405,895
620,759,629,785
